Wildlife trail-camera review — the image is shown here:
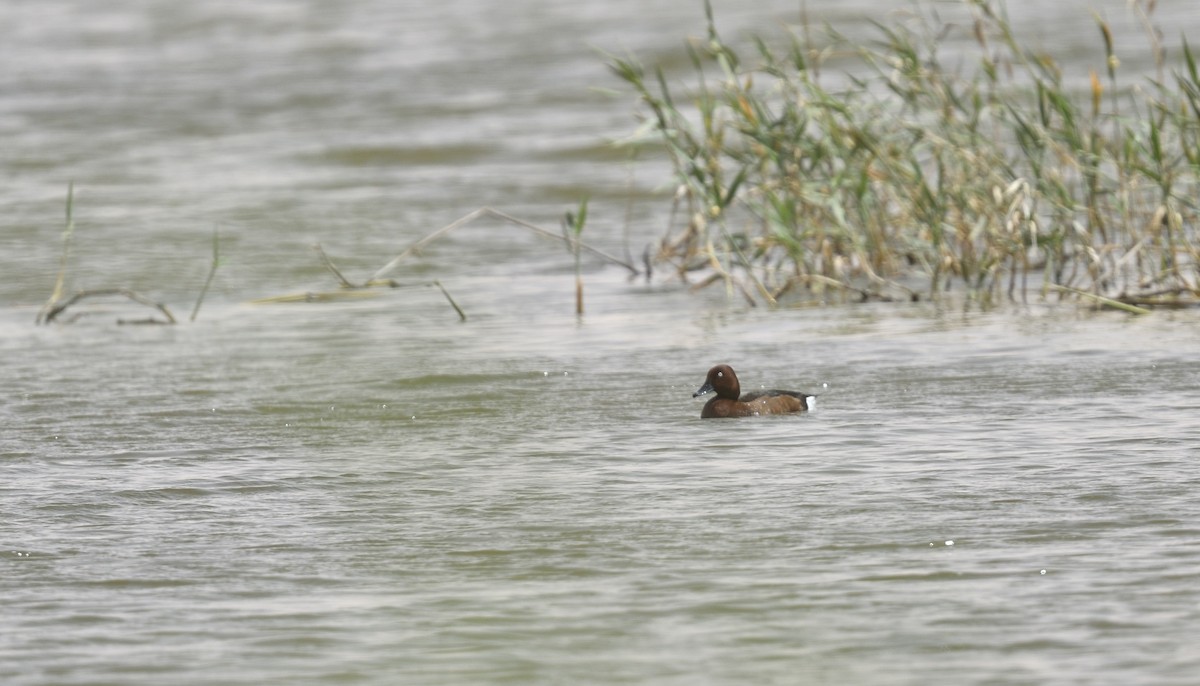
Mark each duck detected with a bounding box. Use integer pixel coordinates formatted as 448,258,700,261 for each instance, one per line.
692,364,814,418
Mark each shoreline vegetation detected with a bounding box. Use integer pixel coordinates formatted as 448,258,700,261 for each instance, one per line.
33,0,1200,325
610,0,1200,310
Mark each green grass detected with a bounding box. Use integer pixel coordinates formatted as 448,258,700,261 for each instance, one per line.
610,0,1200,309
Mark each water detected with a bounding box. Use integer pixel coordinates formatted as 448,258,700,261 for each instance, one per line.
4,1,1200,684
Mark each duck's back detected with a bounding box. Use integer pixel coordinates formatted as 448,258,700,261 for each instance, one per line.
739,389,809,403
740,390,810,415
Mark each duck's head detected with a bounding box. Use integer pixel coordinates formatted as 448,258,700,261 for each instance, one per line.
693,364,740,400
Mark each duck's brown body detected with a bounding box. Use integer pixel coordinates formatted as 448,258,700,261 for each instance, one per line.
693,364,813,418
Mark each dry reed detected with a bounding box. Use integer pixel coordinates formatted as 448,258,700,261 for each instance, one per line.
255,206,635,320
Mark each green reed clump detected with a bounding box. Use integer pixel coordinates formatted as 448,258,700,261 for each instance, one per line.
610,0,1200,307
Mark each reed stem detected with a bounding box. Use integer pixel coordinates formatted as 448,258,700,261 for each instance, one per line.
189,225,221,322
36,183,76,325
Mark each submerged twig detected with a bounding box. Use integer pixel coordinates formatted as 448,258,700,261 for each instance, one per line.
189,225,221,322
805,274,892,303
252,281,468,320
312,243,356,289
370,206,639,282
431,279,467,321
1046,284,1153,315
295,242,469,320
249,290,382,304
688,271,758,307
41,289,177,325
278,206,637,321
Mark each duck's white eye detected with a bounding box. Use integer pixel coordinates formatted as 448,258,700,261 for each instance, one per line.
717,371,723,377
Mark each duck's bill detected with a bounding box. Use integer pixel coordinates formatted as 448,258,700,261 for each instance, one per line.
693,382,714,398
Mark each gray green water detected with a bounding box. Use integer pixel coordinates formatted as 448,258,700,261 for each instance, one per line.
4,1,1200,684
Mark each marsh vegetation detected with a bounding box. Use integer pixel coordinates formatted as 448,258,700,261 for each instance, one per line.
35,1,1200,325
611,0,1200,310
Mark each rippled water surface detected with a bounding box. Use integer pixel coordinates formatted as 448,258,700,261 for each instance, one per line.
4,1,1200,685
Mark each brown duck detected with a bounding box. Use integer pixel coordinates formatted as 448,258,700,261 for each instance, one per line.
693,364,815,418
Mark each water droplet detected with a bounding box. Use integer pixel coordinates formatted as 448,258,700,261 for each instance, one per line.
1040,569,1047,575
945,540,954,546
